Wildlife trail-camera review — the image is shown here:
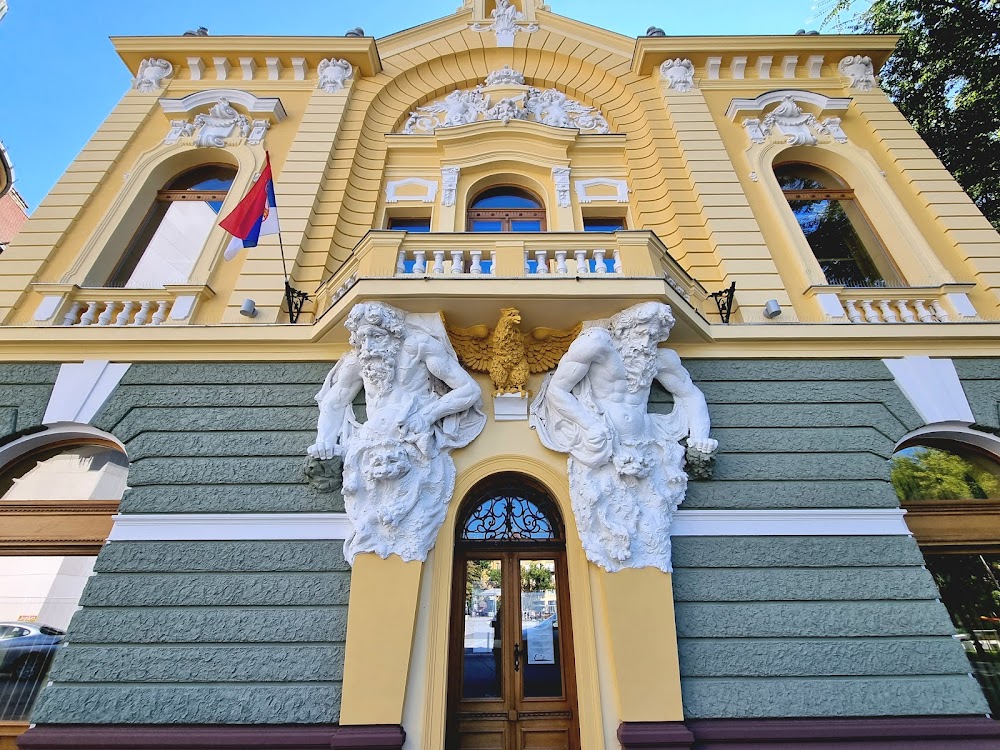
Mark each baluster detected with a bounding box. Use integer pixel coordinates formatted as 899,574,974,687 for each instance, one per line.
97,301,117,326
413,250,427,274
930,300,949,322
878,300,898,323
913,299,934,323
132,300,153,326
613,249,623,274
524,251,531,275
62,301,83,327
593,249,607,274
151,300,169,325
396,250,406,276
862,300,880,323
574,249,588,274
432,250,445,274
897,299,915,323
470,250,483,275
114,301,136,326
555,251,568,275
844,299,862,323
490,251,497,275
534,250,548,275
79,301,100,326
451,250,464,274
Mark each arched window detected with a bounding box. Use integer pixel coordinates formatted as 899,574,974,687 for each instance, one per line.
0,435,128,721
775,162,901,288
107,164,237,288
891,435,1000,713
467,186,546,232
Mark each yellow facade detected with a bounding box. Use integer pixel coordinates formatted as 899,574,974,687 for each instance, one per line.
4,3,1000,749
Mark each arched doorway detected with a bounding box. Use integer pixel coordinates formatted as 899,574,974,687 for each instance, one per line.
466,186,546,232
446,473,579,750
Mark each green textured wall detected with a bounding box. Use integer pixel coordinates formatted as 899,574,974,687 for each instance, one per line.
661,359,991,718
32,363,351,725
0,364,59,437
21,358,1000,725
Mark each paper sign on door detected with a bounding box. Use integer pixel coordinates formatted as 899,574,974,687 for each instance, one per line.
526,622,555,664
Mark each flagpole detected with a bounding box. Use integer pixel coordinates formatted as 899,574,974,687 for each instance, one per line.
267,159,309,324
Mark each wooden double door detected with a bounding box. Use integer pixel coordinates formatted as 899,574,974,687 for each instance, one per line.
447,476,580,750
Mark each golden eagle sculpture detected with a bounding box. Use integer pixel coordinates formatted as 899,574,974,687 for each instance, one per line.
443,308,582,395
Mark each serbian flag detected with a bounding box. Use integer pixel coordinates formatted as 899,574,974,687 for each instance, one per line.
220,155,279,260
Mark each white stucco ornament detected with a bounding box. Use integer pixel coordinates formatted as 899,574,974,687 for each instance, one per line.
441,166,460,207
472,0,538,46
401,78,610,135
530,302,718,573
741,95,846,147
839,55,877,92
318,58,354,93
134,58,173,93
660,59,696,93
552,166,571,208
307,302,486,565
485,65,526,86
191,98,251,148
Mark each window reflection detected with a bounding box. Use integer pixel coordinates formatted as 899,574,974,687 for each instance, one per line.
0,444,128,502
467,186,546,232
891,443,1000,502
108,165,237,288
463,559,503,699
775,162,900,288
924,553,1000,713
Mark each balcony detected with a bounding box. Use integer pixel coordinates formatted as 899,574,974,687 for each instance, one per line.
313,230,712,339
805,283,984,324
30,283,214,327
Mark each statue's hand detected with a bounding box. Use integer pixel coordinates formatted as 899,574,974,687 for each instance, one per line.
307,440,339,460
399,410,432,440
688,437,718,454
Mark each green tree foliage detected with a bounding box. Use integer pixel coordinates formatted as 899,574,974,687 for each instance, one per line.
890,446,1000,500
520,562,554,592
820,0,1000,229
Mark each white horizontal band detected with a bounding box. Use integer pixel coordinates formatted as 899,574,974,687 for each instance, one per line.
107,508,910,542
670,508,910,537
107,512,354,542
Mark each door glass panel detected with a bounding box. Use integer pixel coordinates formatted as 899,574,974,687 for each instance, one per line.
471,220,503,232
520,559,562,698
462,559,503,699
923,553,1000,713
511,220,542,232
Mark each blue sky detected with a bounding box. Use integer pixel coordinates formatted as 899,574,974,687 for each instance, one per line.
0,0,825,209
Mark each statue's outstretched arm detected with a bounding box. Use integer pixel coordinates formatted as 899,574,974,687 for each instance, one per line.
308,354,363,460
545,331,613,462
655,349,717,454
419,337,482,426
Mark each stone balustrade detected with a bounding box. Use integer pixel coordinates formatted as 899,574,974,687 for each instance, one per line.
29,283,212,327
315,230,707,316
809,285,982,324
62,298,173,327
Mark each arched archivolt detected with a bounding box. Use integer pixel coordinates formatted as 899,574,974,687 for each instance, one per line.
0,422,128,555
63,143,262,289
289,32,689,285
756,140,953,287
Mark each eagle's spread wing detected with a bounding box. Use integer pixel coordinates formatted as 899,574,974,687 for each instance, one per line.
525,322,583,373
443,316,493,372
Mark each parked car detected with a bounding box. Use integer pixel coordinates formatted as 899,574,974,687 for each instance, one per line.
0,622,65,680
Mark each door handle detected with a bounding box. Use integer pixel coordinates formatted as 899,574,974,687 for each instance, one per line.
513,641,521,672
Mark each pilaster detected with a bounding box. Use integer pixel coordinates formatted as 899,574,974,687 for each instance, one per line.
0,92,161,323
660,84,796,322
